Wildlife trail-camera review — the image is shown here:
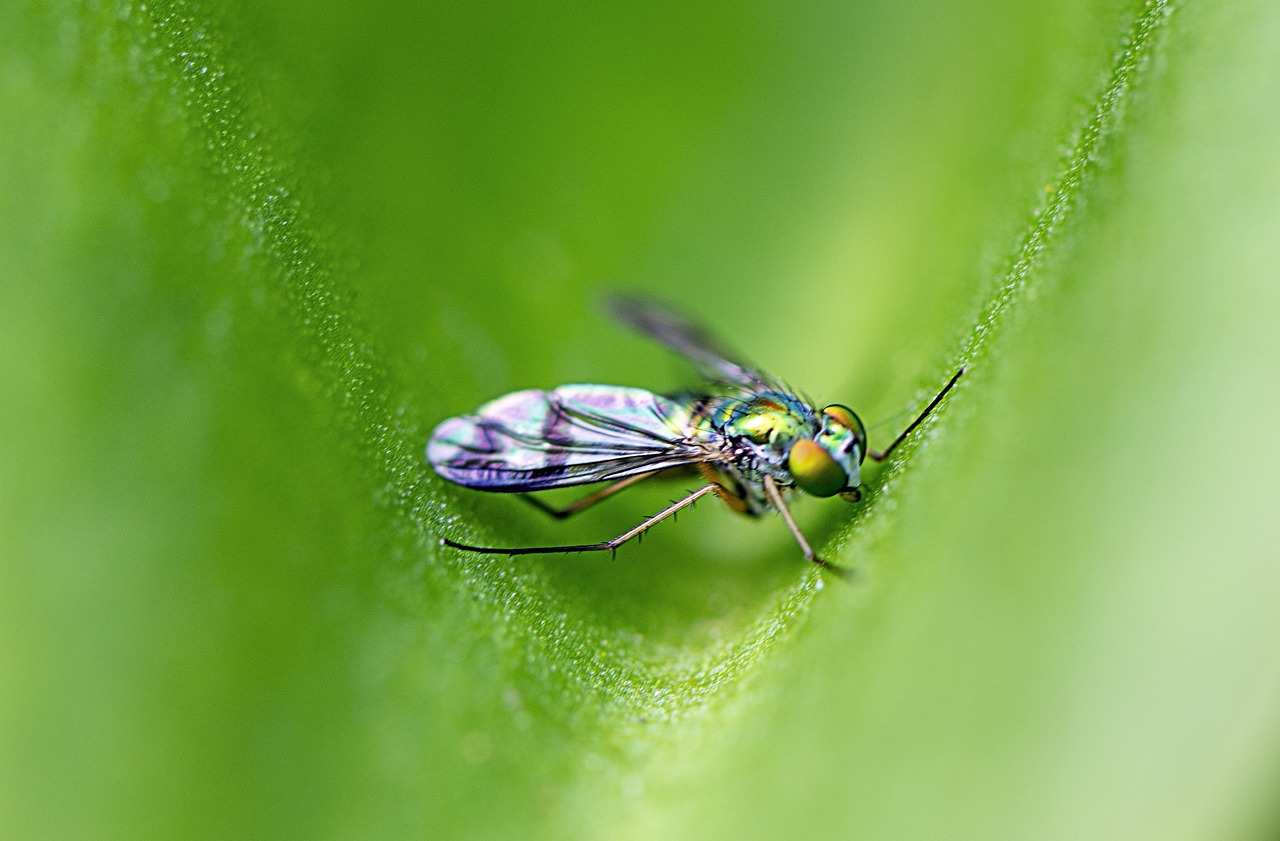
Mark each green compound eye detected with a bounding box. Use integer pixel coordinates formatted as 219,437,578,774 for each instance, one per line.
822,404,857,429
788,438,847,497
823,404,866,440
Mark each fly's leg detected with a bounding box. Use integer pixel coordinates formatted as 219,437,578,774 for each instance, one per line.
868,368,964,462
442,483,721,556
762,475,851,579
518,471,657,520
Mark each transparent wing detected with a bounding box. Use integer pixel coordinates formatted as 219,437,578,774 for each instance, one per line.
607,295,779,390
427,385,715,492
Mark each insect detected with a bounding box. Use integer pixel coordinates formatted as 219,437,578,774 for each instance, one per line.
428,296,962,572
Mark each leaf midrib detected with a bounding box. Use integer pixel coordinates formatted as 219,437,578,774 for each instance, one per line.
141,0,1173,725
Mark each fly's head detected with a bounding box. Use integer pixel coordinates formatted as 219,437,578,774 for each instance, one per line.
788,403,866,499
723,394,866,499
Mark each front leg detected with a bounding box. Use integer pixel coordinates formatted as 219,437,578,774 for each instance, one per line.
762,475,852,579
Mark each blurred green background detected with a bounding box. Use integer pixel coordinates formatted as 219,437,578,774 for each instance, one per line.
3,0,1279,839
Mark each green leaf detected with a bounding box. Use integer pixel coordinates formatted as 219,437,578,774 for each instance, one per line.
3,1,1279,839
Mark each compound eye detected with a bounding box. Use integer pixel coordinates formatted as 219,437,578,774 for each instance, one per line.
822,404,857,430
823,404,866,448
788,439,847,498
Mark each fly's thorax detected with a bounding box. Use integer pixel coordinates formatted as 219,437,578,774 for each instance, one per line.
712,393,813,490
716,392,812,469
